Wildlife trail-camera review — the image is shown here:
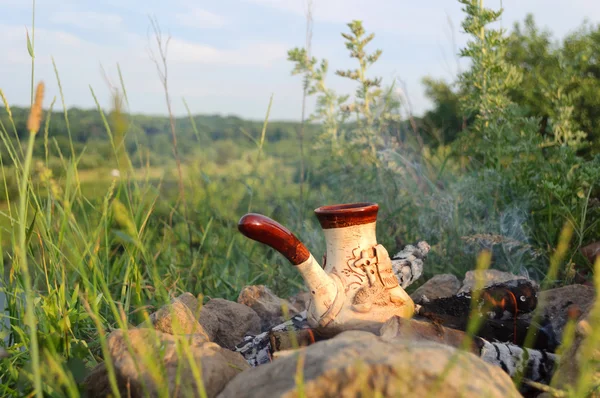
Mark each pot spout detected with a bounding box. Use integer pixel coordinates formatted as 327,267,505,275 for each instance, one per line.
238,213,339,322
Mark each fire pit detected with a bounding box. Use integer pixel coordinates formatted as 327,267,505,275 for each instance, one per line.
235,202,561,393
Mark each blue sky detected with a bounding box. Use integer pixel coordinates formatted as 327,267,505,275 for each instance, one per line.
1,0,598,120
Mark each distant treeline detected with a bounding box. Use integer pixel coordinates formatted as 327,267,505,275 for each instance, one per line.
0,106,325,168
0,105,318,144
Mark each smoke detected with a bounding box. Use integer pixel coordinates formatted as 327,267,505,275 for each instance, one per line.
380,151,543,281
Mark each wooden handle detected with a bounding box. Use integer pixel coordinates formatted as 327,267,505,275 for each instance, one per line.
238,213,311,265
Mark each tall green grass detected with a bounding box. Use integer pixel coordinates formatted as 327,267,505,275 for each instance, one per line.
0,77,303,396
0,10,303,393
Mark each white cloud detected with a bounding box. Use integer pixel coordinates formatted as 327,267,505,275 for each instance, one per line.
0,25,86,65
175,8,227,29
245,0,597,39
167,38,288,67
0,21,291,119
50,11,124,31
244,0,448,36
0,0,27,6
243,0,304,15
0,22,287,69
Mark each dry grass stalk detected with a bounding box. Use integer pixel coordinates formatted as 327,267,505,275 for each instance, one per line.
27,81,45,133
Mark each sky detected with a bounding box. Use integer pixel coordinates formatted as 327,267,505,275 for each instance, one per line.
0,0,598,121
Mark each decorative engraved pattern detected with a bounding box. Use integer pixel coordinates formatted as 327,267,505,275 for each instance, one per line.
347,244,404,312
373,245,400,290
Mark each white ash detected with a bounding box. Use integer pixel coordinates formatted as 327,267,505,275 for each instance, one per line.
480,340,557,384
391,241,430,289
235,311,308,367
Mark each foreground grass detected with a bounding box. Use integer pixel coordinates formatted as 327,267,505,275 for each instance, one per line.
0,77,307,395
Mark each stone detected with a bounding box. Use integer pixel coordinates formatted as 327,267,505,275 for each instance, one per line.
0,347,9,360
202,298,261,349
380,315,482,354
288,290,311,313
542,312,600,396
237,285,298,331
520,284,595,341
173,293,233,343
176,292,201,315
459,269,531,294
197,306,220,342
410,274,461,304
218,330,520,398
178,293,220,341
104,328,249,397
83,362,130,397
581,241,600,264
143,300,210,339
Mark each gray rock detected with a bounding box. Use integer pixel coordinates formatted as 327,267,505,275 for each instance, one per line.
542,311,600,396
287,290,311,313
97,328,249,397
410,274,461,304
581,241,600,264
83,362,130,397
219,330,520,398
175,292,220,341
459,269,531,294
202,298,261,349
237,285,299,331
520,284,596,340
197,306,220,342
142,299,210,339
174,294,260,345
176,292,201,315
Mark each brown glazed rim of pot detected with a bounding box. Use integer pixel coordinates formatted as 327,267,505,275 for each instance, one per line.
314,202,378,229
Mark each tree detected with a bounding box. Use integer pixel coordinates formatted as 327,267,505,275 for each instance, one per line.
287,48,349,151
506,15,597,153
421,77,465,144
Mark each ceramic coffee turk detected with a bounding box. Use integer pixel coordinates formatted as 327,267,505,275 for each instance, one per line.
238,202,415,330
